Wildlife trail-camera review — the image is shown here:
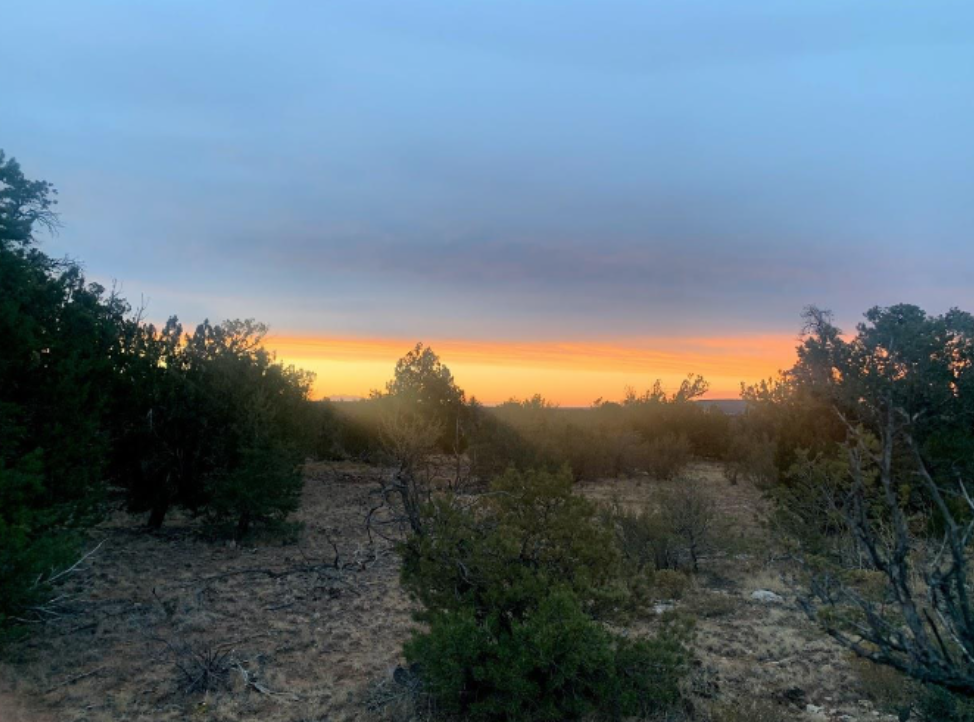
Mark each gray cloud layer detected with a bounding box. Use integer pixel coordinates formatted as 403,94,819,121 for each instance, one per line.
3,0,973,339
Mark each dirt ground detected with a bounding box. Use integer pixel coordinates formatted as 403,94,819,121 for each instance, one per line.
1,461,898,721
583,464,900,722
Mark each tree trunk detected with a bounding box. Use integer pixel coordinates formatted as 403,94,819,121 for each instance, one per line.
237,510,251,539
148,499,169,530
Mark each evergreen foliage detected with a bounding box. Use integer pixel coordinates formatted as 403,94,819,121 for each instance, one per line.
400,467,691,720
0,150,316,625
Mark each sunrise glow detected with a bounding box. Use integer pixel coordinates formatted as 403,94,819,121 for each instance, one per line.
268,334,799,405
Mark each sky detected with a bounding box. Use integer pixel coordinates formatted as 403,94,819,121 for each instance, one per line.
3,1,973,404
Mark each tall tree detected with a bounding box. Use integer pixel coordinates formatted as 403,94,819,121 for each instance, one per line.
785,305,974,696
0,151,124,622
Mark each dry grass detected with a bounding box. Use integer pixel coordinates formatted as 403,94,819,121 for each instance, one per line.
0,461,416,722
584,464,900,722
0,460,902,721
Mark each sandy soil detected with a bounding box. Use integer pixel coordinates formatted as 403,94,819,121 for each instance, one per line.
0,461,898,721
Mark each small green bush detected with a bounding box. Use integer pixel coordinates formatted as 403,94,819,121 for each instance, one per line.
406,591,691,722
723,432,777,487
406,591,614,721
687,592,740,618
401,467,692,720
401,466,636,621
205,444,304,539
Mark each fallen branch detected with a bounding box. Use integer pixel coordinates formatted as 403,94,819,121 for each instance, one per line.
176,564,326,587
44,665,108,694
40,539,108,587
234,663,300,700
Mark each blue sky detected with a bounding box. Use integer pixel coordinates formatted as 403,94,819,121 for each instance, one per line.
3,0,973,345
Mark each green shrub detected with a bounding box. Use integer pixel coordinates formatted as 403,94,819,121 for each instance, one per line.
406,590,691,722
659,478,718,572
606,503,679,573
406,590,614,721
1,150,323,633
916,685,974,722
401,466,637,621
0,452,79,627
400,467,691,720
687,592,740,618
723,431,777,487
205,444,304,539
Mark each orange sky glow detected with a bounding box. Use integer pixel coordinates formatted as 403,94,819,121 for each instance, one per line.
267,334,800,406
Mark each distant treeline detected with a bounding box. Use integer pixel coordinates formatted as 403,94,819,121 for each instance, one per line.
316,374,748,483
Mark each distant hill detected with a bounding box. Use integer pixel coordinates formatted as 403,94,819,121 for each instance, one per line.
696,399,747,415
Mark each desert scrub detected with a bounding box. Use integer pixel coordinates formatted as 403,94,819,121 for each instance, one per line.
655,569,692,601
643,433,693,480
605,501,680,573
687,591,740,618
400,467,692,720
851,656,915,717
405,590,691,721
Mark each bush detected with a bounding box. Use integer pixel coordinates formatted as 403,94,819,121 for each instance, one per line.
116,318,316,533
643,433,693,480
401,466,636,620
205,444,304,538
851,657,915,718
0,154,121,624
400,467,691,720
0,150,323,630
466,407,549,479
687,591,740,618
406,590,691,722
723,431,777,487
660,478,718,572
406,591,614,721
655,569,691,601
916,685,974,722
0,453,79,627
605,484,718,577
606,503,679,573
